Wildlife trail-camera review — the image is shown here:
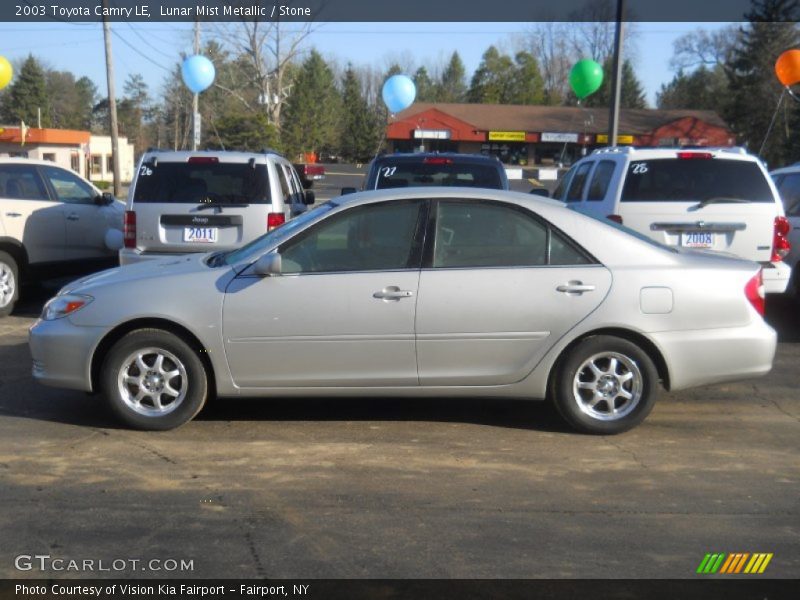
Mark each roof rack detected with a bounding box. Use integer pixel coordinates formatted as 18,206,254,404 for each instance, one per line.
591,146,636,155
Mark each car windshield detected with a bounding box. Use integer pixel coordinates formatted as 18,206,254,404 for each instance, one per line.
222,201,337,266
621,158,773,203
373,160,503,189
133,161,271,205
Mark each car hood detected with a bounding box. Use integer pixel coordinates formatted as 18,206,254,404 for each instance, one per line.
61,253,212,294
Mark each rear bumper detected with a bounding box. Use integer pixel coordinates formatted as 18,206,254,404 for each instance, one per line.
651,319,777,391
761,260,790,294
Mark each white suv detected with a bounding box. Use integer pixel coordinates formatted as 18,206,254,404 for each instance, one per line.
552,147,791,294
0,158,123,316
120,150,314,265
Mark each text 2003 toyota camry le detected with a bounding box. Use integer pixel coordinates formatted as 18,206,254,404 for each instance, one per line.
29,188,777,434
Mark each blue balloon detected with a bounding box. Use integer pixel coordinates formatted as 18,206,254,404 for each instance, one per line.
382,75,416,113
181,55,216,94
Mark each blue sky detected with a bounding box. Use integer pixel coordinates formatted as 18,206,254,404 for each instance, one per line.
0,21,729,107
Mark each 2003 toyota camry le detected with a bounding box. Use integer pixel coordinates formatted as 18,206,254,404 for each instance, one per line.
29,188,777,434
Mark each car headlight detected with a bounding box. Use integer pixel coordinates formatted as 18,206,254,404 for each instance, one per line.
42,294,94,321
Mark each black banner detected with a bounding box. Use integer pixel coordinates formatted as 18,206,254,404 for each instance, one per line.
1,579,799,600
3,0,798,23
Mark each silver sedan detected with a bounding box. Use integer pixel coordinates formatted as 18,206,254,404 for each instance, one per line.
29,188,777,434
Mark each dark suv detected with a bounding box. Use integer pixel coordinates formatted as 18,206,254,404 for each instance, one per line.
345,153,509,194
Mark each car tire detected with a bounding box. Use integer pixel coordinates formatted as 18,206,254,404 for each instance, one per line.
0,251,19,318
101,329,208,430
552,335,659,435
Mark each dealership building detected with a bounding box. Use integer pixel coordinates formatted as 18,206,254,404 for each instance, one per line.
386,103,736,166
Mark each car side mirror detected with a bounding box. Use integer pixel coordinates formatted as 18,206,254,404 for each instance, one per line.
95,192,115,205
303,189,315,205
341,187,357,195
301,178,313,190
529,188,550,197
253,252,282,277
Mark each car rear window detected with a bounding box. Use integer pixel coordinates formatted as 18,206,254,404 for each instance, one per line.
133,161,271,204
621,159,774,203
373,160,502,190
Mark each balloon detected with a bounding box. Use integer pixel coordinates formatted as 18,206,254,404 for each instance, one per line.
775,49,800,87
181,55,215,94
0,56,13,90
382,75,416,113
569,59,604,100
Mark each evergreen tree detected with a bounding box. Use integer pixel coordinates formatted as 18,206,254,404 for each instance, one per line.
413,66,437,102
656,66,729,110
468,46,515,104
582,59,647,109
437,51,467,103
209,111,280,152
508,51,546,105
74,77,98,130
3,55,50,126
724,0,800,167
281,50,341,158
339,64,380,162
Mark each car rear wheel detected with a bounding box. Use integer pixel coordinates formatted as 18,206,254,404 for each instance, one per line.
101,329,208,430
553,335,658,434
0,251,19,318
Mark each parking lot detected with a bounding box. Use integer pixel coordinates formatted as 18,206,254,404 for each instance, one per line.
0,276,798,579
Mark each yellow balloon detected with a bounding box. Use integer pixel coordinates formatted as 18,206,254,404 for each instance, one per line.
0,56,13,90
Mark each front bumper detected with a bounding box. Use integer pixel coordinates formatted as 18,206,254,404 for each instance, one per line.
29,318,108,392
651,318,777,391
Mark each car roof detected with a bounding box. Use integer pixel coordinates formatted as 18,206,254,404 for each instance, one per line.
589,146,759,162
770,163,800,175
371,152,502,164
0,157,81,168
140,150,286,163
331,186,565,211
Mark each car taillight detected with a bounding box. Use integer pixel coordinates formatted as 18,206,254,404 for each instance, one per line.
123,211,136,249
267,212,285,231
423,157,453,165
772,216,791,262
744,270,765,316
677,152,713,159
607,214,623,224
187,156,219,164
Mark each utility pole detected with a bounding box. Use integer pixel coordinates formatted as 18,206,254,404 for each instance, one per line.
102,0,122,197
192,19,200,151
607,0,626,148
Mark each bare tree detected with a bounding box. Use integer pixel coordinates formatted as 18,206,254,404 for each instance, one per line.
518,23,573,104
211,10,316,130
670,25,741,71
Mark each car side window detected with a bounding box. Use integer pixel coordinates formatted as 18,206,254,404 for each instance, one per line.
42,166,96,204
280,200,425,274
777,173,800,216
552,165,576,201
586,160,616,202
565,162,593,203
276,164,292,204
0,165,48,201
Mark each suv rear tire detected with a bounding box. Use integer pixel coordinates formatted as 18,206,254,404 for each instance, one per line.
0,250,19,317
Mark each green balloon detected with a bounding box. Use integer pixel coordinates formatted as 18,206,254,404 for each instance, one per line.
570,59,604,100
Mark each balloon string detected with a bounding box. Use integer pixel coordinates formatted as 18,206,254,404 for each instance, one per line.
787,87,800,103
758,88,786,158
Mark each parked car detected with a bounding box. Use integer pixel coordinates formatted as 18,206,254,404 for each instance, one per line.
120,150,314,266
0,158,123,317
30,188,776,433
293,162,326,188
551,147,791,294
342,153,509,194
769,163,800,295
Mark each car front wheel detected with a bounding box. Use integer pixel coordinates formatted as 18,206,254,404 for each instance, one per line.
101,329,208,430
552,335,659,434
0,251,19,318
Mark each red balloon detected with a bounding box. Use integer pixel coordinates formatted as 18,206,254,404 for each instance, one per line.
775,49,800,87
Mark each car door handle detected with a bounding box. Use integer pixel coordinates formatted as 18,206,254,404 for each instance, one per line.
556,281,596,295
66,213,80,221
373,286,415,301
5,212,21,218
